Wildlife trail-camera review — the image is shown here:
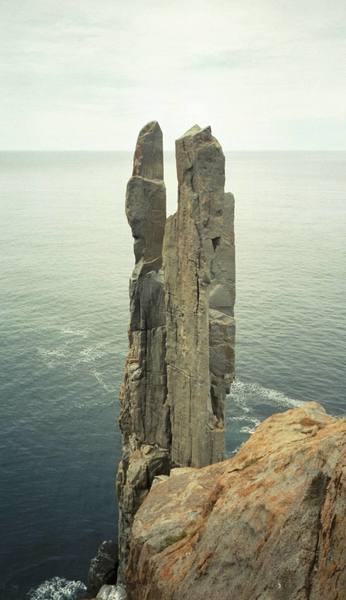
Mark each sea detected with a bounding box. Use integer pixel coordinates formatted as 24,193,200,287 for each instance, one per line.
0,150,345,599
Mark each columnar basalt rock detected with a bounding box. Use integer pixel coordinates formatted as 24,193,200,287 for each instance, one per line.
117,122,235,579
117,122,171,576
164,125,235,467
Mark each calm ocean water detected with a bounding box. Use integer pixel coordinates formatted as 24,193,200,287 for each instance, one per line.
1,151,345,599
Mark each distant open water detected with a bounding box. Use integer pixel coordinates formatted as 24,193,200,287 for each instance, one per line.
0,151,345,599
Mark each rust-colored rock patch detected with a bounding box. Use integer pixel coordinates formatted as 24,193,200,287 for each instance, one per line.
125,402,346,600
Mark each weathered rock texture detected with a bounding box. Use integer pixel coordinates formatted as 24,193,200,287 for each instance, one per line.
87,540,118,597
125,402,346,600
117,122,171,575
95,584,126,599
164,125,235,467
117,122,235,578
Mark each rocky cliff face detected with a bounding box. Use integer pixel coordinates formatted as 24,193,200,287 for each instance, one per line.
117,122,171,575
125,402,346,600
117,122,235,577
114,125,345,600
164,125,235,468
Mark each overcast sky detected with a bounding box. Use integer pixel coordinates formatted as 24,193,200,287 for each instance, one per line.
0,0,345,150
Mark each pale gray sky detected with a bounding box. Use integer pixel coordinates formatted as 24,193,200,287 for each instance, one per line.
1,0,345,150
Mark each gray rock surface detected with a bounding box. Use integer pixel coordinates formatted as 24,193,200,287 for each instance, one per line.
117,122,235,580
164,125,235,467
117,122,170,577
87,540,118,597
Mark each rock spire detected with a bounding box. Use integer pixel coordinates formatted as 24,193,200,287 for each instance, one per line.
117,122,170,576
164,124,235,467
117,122,235,578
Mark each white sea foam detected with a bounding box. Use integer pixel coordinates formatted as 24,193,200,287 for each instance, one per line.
228,379,304,410
37,340,109,374
232,414,261,430
28,577,86,600
239,423,260,434
36,345,70,368
61,327,88,338
92,369,116,393
76,344,108,364
226,380,304,443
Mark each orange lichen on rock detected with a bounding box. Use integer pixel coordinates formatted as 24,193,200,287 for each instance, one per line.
125,402,346,600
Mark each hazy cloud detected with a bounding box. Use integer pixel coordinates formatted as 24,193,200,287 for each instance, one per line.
0,0,345,149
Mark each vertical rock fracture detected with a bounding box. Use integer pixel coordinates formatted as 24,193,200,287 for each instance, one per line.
117,122,170,575
165,125,235,467
117,122,235,576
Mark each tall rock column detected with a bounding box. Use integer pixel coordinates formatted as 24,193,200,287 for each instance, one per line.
117,122,235,584
117,122,171,576
164,125,235,468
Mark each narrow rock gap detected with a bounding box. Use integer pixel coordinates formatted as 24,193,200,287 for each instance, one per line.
164,150,178,217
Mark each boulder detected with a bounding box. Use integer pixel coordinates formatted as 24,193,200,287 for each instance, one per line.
125,402,346,600
87,540,118,597
96,584,126,599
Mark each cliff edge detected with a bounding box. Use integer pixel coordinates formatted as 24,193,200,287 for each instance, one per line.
125,402,346,600
113,124,345,600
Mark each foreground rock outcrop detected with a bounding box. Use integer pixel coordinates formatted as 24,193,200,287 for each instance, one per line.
125,402,346,600
117,122,235,578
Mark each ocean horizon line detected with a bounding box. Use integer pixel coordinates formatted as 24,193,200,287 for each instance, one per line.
1,149,345,154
